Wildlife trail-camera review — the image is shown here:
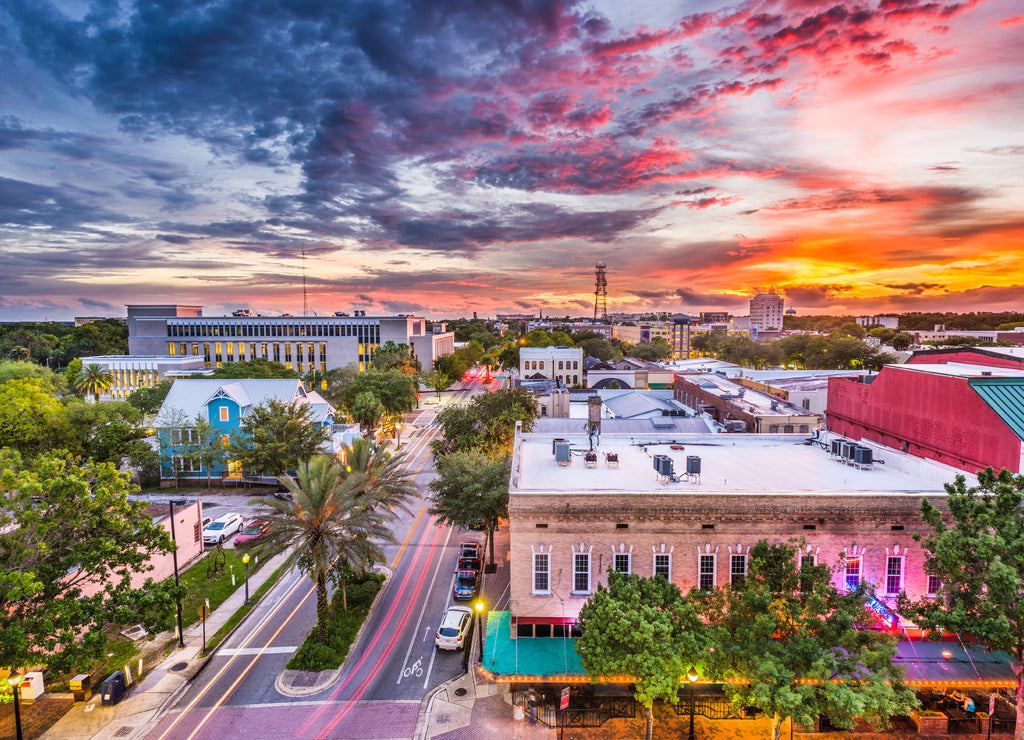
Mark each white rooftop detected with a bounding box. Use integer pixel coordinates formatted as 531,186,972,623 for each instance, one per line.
896,363,1024,379
688,374,813,415
512,433,953,496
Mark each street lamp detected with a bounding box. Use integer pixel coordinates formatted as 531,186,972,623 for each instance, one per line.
395,421,402,448
474,598,486,662
242,553,251,605
7,675,23,740
686,665,699,740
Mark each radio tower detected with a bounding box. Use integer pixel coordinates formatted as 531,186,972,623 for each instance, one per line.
593,261,608,321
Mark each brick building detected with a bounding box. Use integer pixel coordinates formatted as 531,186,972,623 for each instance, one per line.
673,373,820,432
507,429,953,636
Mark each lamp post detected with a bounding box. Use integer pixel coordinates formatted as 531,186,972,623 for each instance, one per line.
7,675,23,740
242,553,251,605
686,665,699,740
474,598,486,662
396,421,402,448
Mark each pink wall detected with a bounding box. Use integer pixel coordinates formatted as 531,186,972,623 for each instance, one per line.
76,500,205,599
908,349,1024,369
826,370,1021,474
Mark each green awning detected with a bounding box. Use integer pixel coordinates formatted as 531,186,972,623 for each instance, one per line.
894,641,1016,688
969,377,1024,441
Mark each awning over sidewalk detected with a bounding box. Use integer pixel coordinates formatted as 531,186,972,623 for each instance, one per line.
478,611,1017,690
893,641,1016,689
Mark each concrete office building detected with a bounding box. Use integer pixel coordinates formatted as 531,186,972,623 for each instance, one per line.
126,304,454,374
749,290,784,334
520,346,584,386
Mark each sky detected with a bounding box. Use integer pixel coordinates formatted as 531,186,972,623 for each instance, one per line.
1,0,1022,322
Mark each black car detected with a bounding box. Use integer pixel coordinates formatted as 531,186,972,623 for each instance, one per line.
452,569,480,600
458,542,482,570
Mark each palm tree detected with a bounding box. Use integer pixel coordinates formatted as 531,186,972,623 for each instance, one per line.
74,362,113,402
340,438,418,516
262,455,396,641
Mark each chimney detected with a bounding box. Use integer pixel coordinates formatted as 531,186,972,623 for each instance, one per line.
587,395,602,436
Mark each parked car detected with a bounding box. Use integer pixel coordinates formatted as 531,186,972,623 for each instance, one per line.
235,519,271,545
458,541,482,570
435,605,473,650
202,513,244,545
452,569,480,601
273,490,293,501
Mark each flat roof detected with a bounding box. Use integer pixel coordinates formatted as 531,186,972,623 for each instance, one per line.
894,363,1024,379
512,433,952,496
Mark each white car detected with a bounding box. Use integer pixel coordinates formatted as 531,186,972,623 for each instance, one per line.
203,513,244,545
435,605,473,651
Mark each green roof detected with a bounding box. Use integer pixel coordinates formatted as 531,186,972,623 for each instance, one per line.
969,377,1024,441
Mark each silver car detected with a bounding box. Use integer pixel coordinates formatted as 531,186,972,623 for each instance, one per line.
435,606,472,650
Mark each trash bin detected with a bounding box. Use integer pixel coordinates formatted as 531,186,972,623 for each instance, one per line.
100,671,126,705
70,674,92,702
19,672,44,704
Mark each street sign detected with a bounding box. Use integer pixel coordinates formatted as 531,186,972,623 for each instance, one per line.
560,686,570,710
198,605,211,621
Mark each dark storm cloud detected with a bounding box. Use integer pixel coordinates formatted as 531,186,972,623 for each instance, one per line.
783,284,855,306
77,297,120,311
0,177,126,230
674,288,746,308
883,282,944,294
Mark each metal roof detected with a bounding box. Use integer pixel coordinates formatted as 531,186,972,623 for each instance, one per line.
969,377,1024,441
153,379,330,425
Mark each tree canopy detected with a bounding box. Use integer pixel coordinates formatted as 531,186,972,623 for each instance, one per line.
127,379,175,414
427,449,509,565
339,368,417,418
227,399,331,476
210,358,298,378
576,570,709,740
700,541,917,740
899,467,1024,739
432,387,538,457
74,362,113,401
0,378,71,455
0,449,178,675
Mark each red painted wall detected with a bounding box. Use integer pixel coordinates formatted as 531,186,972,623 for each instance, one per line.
907,348,1024,369
826,369,1021,473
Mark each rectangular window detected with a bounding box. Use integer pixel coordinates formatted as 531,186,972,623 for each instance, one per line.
731,554,747,586
169,343,176,355
214,343,222,367
573,553,590,593
226,343,234,362
699,555,715,590
273,343,280,362
221,434,229,447
192,343,199,357
614,553,631,574
654,553,671,580
219,407,229,422
927,574,941,596
284,345,292,363
533,553,550,593
885,557,903,595
845,557,861,590
203,343,211,368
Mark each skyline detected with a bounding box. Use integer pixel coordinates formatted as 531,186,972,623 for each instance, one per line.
1,0,1022,322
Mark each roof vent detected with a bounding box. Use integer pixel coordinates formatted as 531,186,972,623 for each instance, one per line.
981,371,992,376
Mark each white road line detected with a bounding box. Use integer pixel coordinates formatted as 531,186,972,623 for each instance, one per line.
218,646,298,656
395,526,455,685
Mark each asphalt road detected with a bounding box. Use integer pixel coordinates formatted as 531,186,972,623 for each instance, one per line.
147,376,490,740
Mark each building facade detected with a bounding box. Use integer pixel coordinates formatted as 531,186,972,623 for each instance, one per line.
519,346,584,386
80,354,208,401
749,290,784,333
127,304,454,374
507,430,953,635
674,374,821,432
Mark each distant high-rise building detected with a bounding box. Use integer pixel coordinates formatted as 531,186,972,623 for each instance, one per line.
749,290,784,333
593,262,608,321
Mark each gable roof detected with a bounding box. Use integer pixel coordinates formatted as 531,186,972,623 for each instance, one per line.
153,379,322,425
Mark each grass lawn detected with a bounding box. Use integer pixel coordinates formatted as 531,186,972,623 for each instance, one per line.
287,573,385,671
173,546,268,631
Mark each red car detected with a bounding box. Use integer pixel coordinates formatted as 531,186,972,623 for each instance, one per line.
235,519,271,545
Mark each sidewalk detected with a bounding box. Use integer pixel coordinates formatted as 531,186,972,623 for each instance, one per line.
37,547,294,740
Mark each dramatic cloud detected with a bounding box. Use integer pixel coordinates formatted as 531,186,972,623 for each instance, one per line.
0,0,1020,319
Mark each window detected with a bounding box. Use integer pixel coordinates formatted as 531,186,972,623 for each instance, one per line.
193,522,201,543
614,553,631,574
799,554,815,591
654,553,671,580
558,361,563,370
221,435,229,447
226,343,234,362
845,557,861,590
885,556,903,595
573,553,590,593
730,554,747,586
219,407,229,422
927,574,941,596
533,553,550,593
699,554,715,590
169,343,176,355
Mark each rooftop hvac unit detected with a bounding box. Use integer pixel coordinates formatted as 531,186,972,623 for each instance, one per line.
552,438,569,455
841,441,857,459
853,447,873,465
686,455,701,474
653,454,673,477
554,441,571,463
830,439,842,456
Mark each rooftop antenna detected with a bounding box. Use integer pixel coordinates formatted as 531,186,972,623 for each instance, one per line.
302,248,309,317
594,261,608,321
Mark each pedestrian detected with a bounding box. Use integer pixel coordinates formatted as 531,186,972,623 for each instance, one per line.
528,689,538,724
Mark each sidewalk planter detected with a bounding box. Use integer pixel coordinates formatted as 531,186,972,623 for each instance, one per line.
977,712,990,734
910,709,949,734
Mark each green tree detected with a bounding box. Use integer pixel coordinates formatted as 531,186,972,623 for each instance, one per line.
628,337,673,361
890,332,914,351
432,388,538,457
0,378,70,454
340,437,418,515
341,369,417,418
899,467,1024,740
428,450,509,565
420,369,452,399
0,360,64,393
579,337,615,361
318,363,360,409
227,399,330,477
350,391,384,439
836,321,866,339
210,358,297,378
74,362,113,402
0,449,179,675
64,357,82,388
496,342,521,371
522,329,553,347
576,570,709,740
260,456,396,638
64,399,149,468
371,341,420,375
867,327,895,342
186,416,228,488
127,379,175,414
701,541,916,740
